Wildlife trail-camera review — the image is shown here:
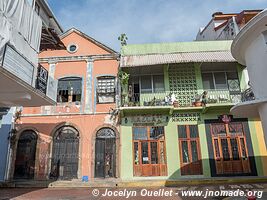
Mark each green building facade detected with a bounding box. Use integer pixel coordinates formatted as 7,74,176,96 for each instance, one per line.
119,40,265,181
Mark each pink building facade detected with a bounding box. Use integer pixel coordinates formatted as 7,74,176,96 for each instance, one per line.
10,28,120,181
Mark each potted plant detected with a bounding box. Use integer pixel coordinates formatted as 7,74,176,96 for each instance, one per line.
173,100,179,108
128,102,134,107
118,69,130,105
194,94,202,107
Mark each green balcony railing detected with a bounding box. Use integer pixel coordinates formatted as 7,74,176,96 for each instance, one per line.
205,89,242,104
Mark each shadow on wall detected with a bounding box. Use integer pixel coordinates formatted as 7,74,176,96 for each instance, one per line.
0,124,12,181
165,156,263,187
13,122,81,182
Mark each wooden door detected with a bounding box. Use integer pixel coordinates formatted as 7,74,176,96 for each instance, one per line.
133,127,167,177
178,125,203,175
211,122,250,175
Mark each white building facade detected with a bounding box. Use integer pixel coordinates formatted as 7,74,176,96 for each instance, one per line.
231,9,267,147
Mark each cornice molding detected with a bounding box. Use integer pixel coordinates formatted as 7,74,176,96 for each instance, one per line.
39,54,120,63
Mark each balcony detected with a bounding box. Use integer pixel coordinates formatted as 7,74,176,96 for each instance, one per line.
121,89,242,114
230,88,262,118
0,45,57,107
204,89,242,105
0,0,58,107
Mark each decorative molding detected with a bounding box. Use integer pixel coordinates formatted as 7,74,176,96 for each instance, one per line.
48,63,56,79
39,54,119,63
172,112,201,122
169,65,198,107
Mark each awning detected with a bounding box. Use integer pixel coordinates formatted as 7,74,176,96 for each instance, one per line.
121,51,235,67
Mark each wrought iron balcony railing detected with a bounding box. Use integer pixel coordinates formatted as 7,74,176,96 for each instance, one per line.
122,89,242,108
241,88,255,102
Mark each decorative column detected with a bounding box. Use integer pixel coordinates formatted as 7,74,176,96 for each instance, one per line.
84,58,93,113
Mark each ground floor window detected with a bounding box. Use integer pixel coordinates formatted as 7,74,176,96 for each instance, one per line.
210,122,251,175
178,125,203,175
133,126,167,176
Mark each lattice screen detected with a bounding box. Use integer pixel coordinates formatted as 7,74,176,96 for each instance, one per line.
172,113,201,122
168,65,197,106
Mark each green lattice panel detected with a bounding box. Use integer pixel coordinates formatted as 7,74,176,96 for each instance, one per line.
172,113,201,122
168,65,197,106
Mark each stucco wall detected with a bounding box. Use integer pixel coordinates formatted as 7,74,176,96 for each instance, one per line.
13,30,119,181
120,112,263,180
119,62,265,180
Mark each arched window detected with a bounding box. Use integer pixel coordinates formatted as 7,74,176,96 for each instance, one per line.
97,76,116,103
96,128,116,138
57,77,82,103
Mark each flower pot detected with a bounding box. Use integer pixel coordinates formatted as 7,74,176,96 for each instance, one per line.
173,101,179,108
194,101,202,107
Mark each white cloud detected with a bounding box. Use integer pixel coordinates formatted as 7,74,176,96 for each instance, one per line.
49,0,267,51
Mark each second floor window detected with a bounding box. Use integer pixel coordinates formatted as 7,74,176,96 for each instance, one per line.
57,77,82,103
97,76,116,103
130,74,165,94
202,71,240,92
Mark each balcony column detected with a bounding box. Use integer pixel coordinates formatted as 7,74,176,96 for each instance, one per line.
163,64,170,91
84,58,94,113
238,64,249,90
48,60,57,79
47,60,58,102
242,68,249,89
194,63,204,94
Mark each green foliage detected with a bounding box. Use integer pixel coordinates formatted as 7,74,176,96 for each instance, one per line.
118,33,128,46
118,69,130,85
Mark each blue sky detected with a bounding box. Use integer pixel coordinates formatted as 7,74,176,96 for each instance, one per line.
47,0,267,51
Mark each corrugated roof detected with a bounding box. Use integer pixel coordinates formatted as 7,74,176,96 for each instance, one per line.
121,40,232,56
121,51,235,67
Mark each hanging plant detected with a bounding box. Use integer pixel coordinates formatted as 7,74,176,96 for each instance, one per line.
14,109,22,122
118,70,130,86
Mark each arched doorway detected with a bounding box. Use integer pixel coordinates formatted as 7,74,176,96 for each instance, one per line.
14,130,37,179
50,126,79,180
95,128,116,178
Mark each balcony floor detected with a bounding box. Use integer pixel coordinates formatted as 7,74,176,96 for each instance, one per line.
0,68,55,107
230,99,267,118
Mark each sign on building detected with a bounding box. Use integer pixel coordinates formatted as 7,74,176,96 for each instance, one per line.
36,64,48,94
